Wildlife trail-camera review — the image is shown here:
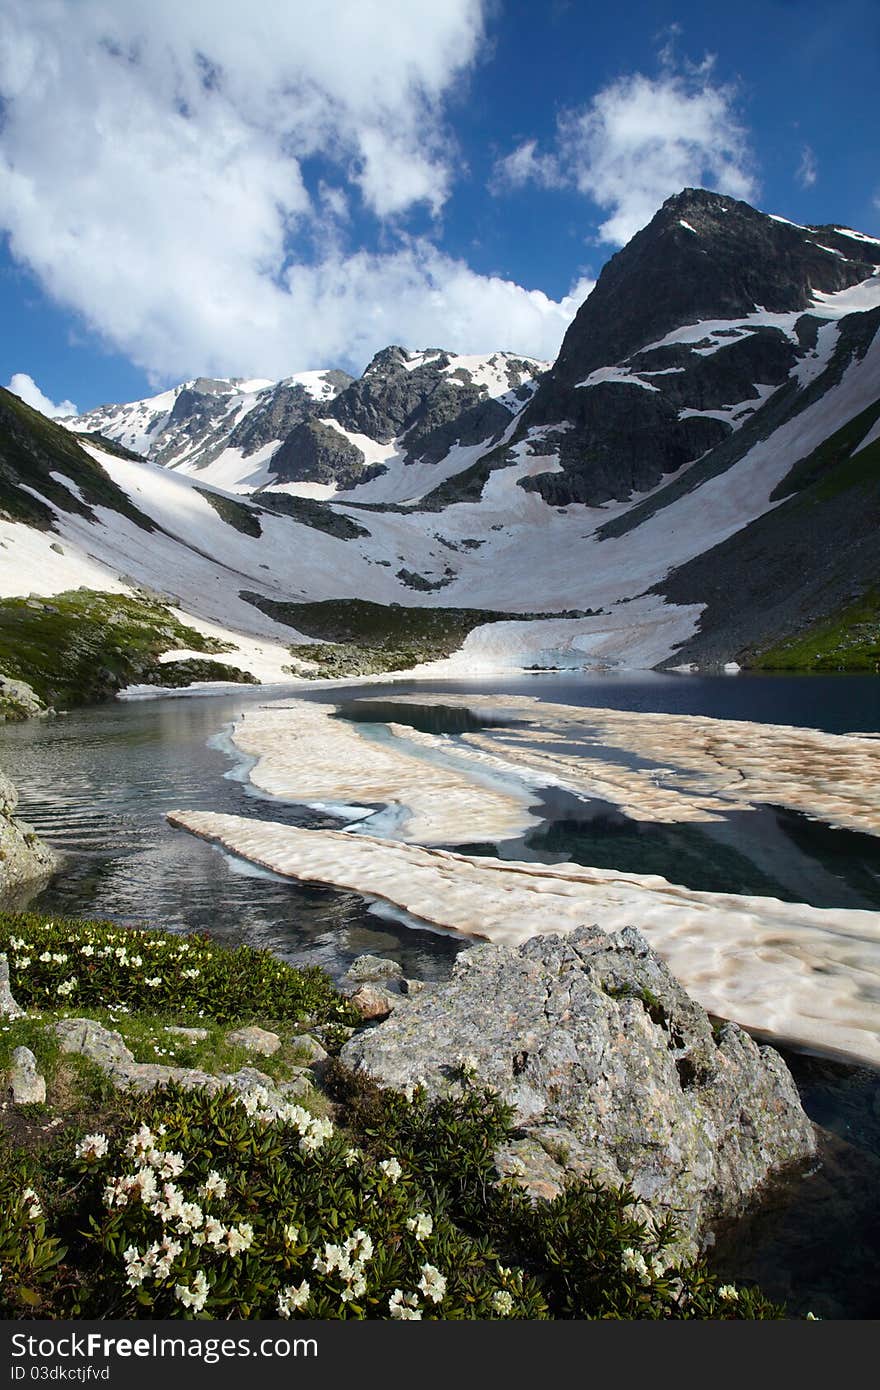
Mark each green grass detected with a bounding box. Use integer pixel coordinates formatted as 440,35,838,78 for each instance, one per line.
0,590,233,708
749,588,880,671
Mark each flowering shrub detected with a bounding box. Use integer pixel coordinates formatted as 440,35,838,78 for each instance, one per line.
0,913,357,1026
0,1149,66,1312
9,1081,546,1319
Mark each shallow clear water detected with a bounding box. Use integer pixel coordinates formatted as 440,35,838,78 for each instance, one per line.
1,669,879,1316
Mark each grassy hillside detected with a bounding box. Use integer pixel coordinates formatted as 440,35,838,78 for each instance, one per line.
749,588,880,671
0,590,237,710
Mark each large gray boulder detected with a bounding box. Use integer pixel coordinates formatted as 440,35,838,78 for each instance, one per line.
0,770,56,895
341,926,816,1250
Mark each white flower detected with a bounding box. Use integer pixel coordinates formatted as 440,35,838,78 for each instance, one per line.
492,1289,514,1316
80,945,94,957
56,978,77,997
158,1151,185,1179
345,1229,374,1263
21,1187,42,1220
388,1289,422,1320
39,951,52,962
406,1212,433,1241
76,1133,109,1162
418,1264,446,1304
176,1202,204,1234
805,1311,820,1320
225,1222,254,1256
283,1223,300,1246
621,1247,650,1282
277,1281,310,1317
343,1147,360,1168
144,977,161,988
123,1246,151,1288
174,1270,210,1313
181,968,200,980
147,1236,183,1280
379,1157,402,1183
718,1284,739,1303
203,1218,225,1247
200,1171,227,1200
15,957,30,969
130,956,143,967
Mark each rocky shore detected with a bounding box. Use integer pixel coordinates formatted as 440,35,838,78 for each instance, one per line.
0,768,56,897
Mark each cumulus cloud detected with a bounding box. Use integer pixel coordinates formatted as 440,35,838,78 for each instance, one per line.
7,373,78,418
0,0,585,379
797,145,818,188
493,58,757,245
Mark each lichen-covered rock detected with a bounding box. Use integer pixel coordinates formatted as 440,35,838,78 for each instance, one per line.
0,674,47,722
0,953,25,1019
342,955,403,986
291,1032,328,1066
8,1045,46,1103
225,1025,281,1056
0,770,57,895
54,1018,135,1075
341,926,816,1249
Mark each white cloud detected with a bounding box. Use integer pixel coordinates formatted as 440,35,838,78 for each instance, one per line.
491,139,563,193
797,145,818,189
493,61,757,246
0,1,584,380
7,373,78,418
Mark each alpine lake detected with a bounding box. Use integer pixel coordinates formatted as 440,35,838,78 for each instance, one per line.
2,670,878,1318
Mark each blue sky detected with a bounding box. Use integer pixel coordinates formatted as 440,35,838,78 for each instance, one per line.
1,0,877,415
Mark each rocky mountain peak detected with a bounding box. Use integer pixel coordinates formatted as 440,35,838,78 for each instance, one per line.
530,188,878,419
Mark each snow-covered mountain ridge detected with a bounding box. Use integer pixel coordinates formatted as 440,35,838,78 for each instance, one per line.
68,350,547,503
1,188,878,687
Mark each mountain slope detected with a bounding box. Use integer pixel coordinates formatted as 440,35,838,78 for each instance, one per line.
2,189,878,684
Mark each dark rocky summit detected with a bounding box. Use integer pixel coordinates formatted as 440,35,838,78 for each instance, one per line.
519,188,880,506
342,926,816,1251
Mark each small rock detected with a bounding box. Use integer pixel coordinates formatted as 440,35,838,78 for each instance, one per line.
342,955,403,987
54,1018,134,1071
279,1074,315,1099
164,1026,209,1041
225,1025,281,1056
122,1064,221,1094
400,978,426,996
221,1066,275,1092
8,1046,46,1104
49,542,65,555
0,953,25,1019
292,1033,328,1066
349,983,398,1021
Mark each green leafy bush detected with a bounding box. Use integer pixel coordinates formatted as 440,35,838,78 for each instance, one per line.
0,913,356,1027
0,1145,66,1314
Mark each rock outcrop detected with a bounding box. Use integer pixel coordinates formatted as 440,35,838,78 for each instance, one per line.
0,770,56,896
341,926,816,1249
